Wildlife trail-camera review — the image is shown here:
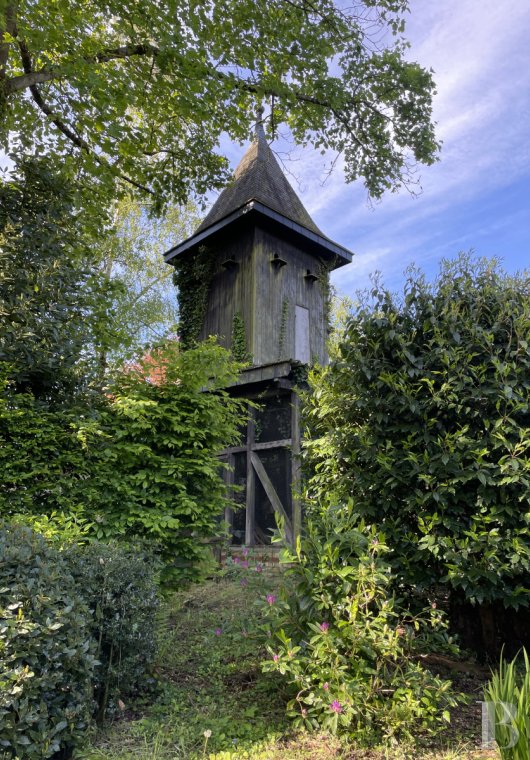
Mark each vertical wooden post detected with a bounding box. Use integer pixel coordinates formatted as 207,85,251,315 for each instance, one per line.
224,452,235,532
291,390,302,544
245,408,256,545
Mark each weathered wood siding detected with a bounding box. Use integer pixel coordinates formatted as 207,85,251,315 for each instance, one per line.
198,224,327,367
251,226,327,366
198,227,255,354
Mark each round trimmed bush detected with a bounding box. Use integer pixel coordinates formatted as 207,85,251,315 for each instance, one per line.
0,524,95,760
0,523,96,759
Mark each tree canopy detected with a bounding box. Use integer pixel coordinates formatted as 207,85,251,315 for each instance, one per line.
97,197,200,364
0,0,438,210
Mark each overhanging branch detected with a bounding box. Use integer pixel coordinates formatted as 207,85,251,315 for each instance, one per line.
17,39,154,197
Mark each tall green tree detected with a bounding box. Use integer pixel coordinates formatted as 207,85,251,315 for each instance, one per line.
0,0,438,209
100,197,200,364
0,157,117,402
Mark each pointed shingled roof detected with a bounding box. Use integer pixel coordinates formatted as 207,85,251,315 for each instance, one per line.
195,115,323,237
164,110,353,267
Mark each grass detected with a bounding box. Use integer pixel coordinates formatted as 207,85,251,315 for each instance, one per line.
77,562,499,760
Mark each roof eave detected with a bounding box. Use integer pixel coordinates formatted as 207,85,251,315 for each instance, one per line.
164,200,353,267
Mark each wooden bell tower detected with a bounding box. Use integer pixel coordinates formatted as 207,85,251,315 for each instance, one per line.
164,111,352,546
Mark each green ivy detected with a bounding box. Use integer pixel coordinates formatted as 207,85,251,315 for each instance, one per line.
317,258,335,332
231,311,252,364
172,245,216,348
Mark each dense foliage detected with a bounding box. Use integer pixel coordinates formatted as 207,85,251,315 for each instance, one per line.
91,340,247,584
0,524,96,759
0,158,116,402
65,542,160,723
261,507,459,743
0,0,438,209
305,256,530,612
0,340,247,585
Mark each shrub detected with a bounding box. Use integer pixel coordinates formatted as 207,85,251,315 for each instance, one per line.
64,542,160,723
0,374,100,519
305,255,530,631
261,507,460,745
88,339,248,586
0,339,248,586
0,523,96,759
484,649,530,759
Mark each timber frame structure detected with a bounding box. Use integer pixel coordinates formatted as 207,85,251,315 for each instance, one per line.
220,361,303,546
165,111,353,546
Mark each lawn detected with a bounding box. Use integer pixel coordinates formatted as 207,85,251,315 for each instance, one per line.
78,561,499,760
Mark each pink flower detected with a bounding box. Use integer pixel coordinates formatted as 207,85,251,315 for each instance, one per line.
273,653,279,662
320,621,330,633
396,626,406,637
242,547,249,557
233,556,240,564
214,628,222,636
323,682,329,691
241,560,249,569
256,563,263,573
431,602,437,609
266,594,276,606
330,700,343,714
301,708,308,717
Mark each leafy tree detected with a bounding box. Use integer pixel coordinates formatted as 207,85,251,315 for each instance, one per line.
0,0,438,209
0,157,117,401
93,339,247,585
305,255,530,641
100,197,200,364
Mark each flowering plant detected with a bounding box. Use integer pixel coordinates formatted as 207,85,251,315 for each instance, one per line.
260,505,462,742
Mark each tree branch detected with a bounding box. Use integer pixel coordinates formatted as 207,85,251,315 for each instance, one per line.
9,36,371,168
16,39,155,197
4,43,160,95
4,39,333,114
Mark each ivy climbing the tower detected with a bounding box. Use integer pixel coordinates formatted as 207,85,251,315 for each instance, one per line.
317,257,336,331
278,298,289,360
173,245,216,348
231,312,252,365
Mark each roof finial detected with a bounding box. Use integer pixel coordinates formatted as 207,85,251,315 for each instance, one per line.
254,105,266,141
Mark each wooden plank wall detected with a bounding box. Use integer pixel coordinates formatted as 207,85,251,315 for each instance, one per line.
199,226,256,354
198,224,327,369
252,226,327,367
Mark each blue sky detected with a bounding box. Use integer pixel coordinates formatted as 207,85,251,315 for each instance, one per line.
222,0,530,298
